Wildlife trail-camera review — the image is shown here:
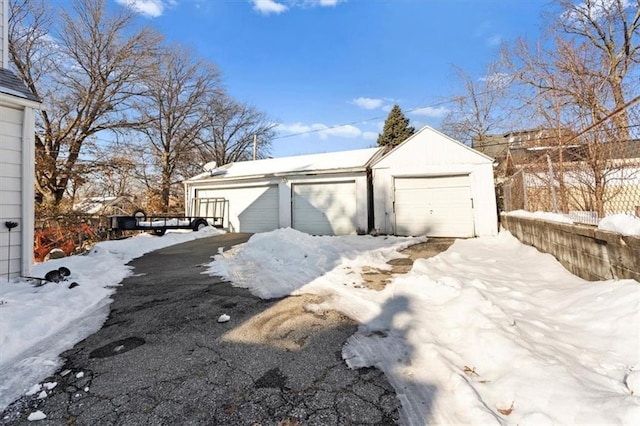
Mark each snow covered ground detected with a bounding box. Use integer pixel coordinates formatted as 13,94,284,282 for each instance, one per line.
0,227,223,410
210,229,640,425
1,225,639,425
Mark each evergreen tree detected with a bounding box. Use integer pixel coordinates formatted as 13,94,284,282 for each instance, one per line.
377,105,415,147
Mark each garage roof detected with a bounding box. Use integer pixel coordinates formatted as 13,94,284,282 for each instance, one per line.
188,147,382,182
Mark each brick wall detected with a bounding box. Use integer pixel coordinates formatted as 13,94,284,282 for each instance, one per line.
500,215,640,282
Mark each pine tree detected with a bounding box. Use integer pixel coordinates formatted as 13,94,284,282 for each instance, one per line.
377,105,415,147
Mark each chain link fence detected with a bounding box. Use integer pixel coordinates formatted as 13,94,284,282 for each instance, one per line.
499,134,640,225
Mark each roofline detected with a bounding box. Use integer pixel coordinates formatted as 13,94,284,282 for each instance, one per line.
374,125,495,164
0,91,43,109
185,165,370,185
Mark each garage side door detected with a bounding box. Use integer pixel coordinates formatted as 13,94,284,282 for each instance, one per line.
394,175,474,237
292,181,357,235
196,185,279,233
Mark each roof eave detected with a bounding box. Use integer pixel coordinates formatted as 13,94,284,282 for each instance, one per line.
0,91,42,109
185,165,369,185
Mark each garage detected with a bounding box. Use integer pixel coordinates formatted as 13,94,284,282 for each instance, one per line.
292,181,357,235
184,148,378,235
195,185,278,233
371,126,498,237
394,175,474,237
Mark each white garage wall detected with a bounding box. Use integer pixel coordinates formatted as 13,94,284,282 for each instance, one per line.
193,183,279,233
186,173,368,235
372,127,498,237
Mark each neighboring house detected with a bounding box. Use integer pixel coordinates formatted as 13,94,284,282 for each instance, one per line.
185,126,498,237
476,128,640,216
0,0,42,279
472,128,576,177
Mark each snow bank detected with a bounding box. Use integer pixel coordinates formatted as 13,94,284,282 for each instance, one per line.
208,227,423,298
504,209,574,224
210,228,640,425
0,227,223,410
599,214,640,237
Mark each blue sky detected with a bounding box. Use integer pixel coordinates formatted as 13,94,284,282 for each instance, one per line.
110,0,547,157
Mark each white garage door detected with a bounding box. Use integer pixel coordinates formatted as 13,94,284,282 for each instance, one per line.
196,185,279,233
394,175,474,237
292,181,357,235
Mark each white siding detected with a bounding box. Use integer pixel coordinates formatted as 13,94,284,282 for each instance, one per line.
372,126,498,237
0,104,24,278
186,173,369,236
195,185,279,233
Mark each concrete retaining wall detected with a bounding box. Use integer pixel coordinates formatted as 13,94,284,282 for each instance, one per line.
500,215,640,282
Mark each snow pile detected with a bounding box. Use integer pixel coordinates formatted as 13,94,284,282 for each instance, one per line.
599,214,640,237
0,227,223,410
210,228,640,425
208,227,423,298
504,209,574,224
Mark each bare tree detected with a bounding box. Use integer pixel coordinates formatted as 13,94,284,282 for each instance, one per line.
440,62,520,146
131,46,221,212
8,0,161,208
196,94,276,166
553,0,640,141
505,0,640,216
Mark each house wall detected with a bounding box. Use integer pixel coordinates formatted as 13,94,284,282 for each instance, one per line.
371,127,498,236
185,172,369,234
1,103,23,278
501,214,640,281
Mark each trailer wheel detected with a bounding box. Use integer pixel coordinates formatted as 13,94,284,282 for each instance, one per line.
192,219,208,232
153,228,166,236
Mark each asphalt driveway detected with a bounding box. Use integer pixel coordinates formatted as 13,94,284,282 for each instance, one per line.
1,233,400,425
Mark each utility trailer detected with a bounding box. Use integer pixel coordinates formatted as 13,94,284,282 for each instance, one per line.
108,212,223,238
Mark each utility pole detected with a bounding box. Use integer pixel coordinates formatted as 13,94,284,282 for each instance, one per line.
253,134,257,161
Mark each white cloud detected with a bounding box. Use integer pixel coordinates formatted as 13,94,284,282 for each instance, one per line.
316,0,342,6
277,122,365,139
252,0,289,15
252,0,346,14
116,0,165,17
277,122,313,134
352,97,384,110
319,124,361,139
411,106,449,118
566,0,632,22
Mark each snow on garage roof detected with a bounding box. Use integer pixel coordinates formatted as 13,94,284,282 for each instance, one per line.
188,147,382,182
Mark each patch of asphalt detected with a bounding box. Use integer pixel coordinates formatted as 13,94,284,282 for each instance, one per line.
1,233,400,425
